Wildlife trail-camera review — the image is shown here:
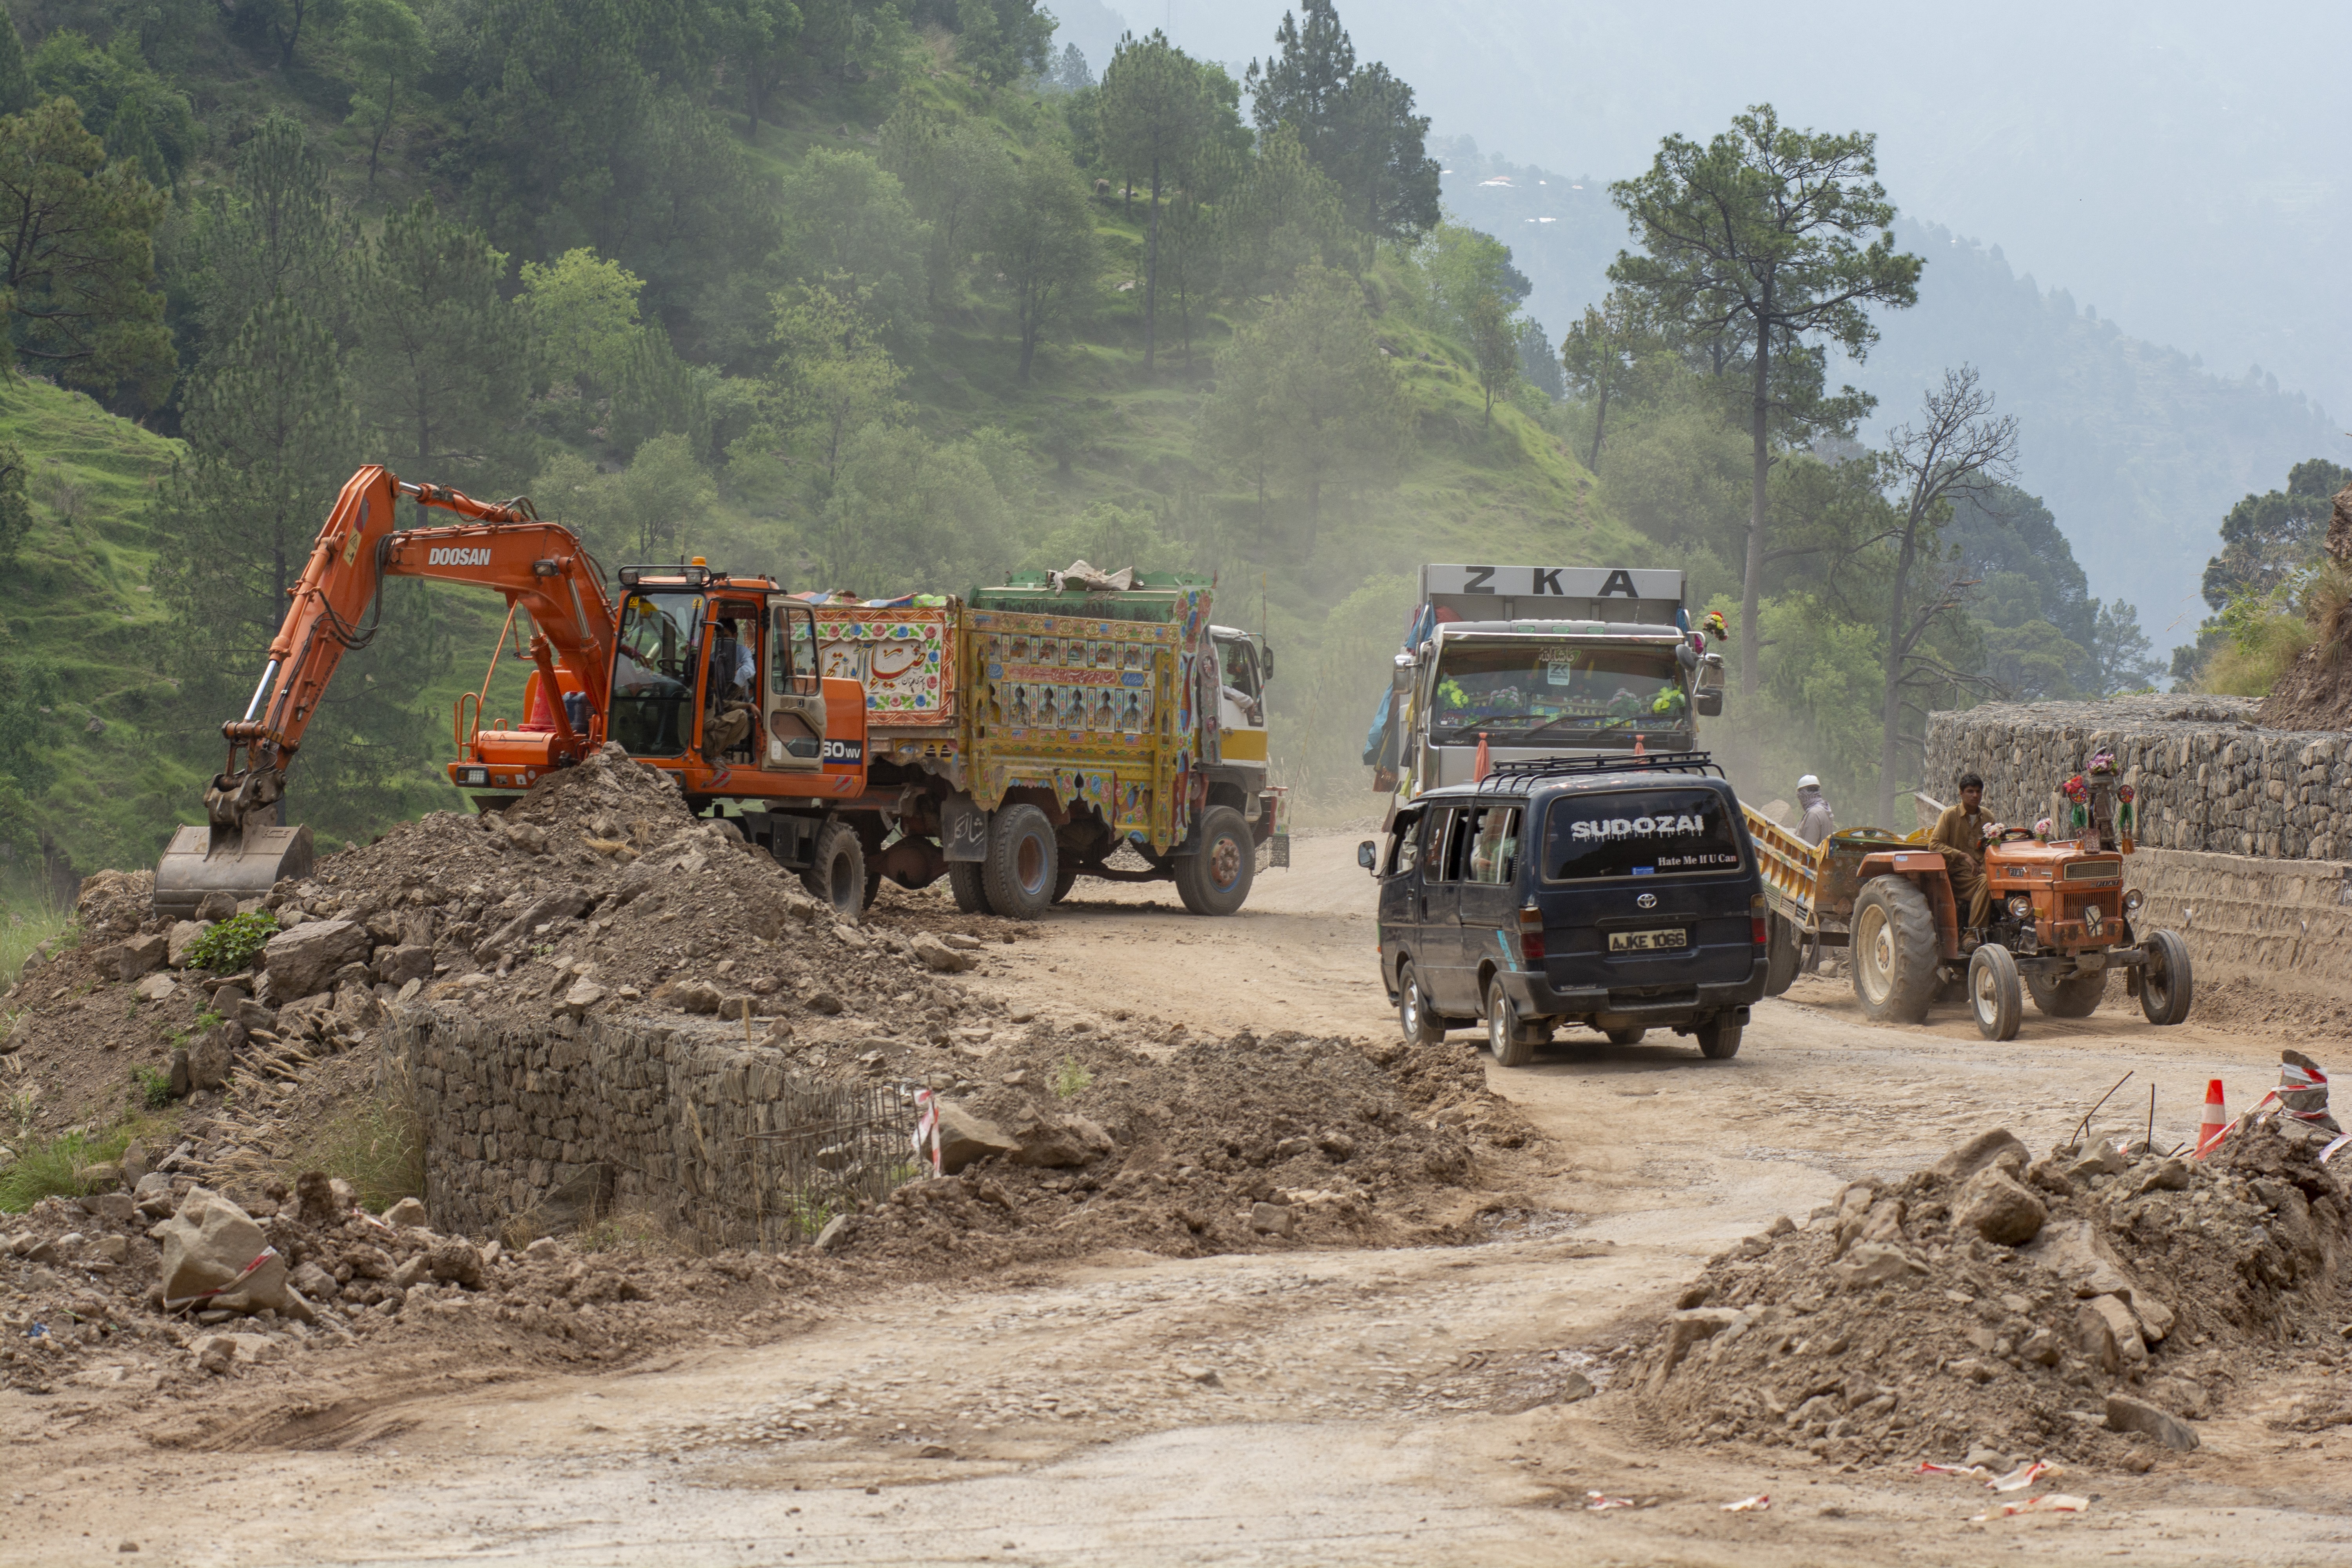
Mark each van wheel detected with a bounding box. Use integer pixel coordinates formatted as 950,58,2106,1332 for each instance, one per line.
1763,912,1800,996
946,860,994,915
1968,944,2024,1041
800,821,866,920
1604,1026,1646,1046
1693,1016,1742,1059
1487,983,1541,1069
2027,969,2105,1017
1397,960,1446,1047
2138,929,2194,1025
1850,876,1938,1024
983,804,1058,919
1174,806,1254,915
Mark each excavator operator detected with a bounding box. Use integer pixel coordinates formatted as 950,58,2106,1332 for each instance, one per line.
700,619,757,763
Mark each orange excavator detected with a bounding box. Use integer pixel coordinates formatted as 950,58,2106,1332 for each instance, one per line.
154,465,874,918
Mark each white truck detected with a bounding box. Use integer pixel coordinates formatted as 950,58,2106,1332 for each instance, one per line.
1370,564,1723,804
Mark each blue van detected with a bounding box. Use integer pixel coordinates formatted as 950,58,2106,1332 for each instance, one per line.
1359,753,1769,1065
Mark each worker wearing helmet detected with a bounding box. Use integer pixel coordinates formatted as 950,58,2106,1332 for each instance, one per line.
1796,775,1835,846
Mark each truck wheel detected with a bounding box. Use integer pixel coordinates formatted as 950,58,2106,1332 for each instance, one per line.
2026,970,2106,1018
1397,960,1446,1047
2138,929,2194,1025
982,804,1058,920
1174,806,1254,916
946,860,994,914
1693,1015,1742,1059
1850,876,1938,1024
1968,944,2024,1041
1486,981,1541,1068
1763,911,1800,996
1052,864,1078,904
800,821,866,920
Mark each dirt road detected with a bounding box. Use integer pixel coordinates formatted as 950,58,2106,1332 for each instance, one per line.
8,834,2350,1566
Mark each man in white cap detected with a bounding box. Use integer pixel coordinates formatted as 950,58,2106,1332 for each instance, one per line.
1796,775,1835,846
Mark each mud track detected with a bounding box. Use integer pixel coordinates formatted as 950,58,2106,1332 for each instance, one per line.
5,834,2349,1566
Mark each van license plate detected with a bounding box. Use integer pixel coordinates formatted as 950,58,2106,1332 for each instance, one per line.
1609,928,1688,952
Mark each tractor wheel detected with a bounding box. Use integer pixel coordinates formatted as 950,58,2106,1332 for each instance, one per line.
1850,876,1939,1024
799,821,866,920
1763,911,1801,996
1397,960,1447,1047
982,804,1058,920
1968,944,2024,1042
1174,806,1254,916
946,860,994,915
2138,929,2194,1025
2027,969,2106,1018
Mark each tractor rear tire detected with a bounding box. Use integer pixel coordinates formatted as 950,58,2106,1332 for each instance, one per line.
1763,911,1801,996
1174,806,1254,916
1968,944,2024,1041
2138,929,2194,1025
2027,969,2106,1018
946,860,994,915
1850,875,1939,1024
800,821,866,920
982,804,1058,920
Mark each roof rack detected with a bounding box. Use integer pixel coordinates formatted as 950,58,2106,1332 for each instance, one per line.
1475,750,1724,790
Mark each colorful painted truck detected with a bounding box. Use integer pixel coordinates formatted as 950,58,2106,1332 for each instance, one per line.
791,574,1283,918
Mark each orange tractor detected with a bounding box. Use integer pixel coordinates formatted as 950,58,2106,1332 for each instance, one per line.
1746,760,2192,1039
154,466,875,917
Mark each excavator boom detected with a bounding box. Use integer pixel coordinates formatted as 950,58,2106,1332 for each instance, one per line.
155,466,615,916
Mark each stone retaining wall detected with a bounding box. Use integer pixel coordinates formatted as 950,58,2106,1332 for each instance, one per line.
2125,847,2352,1000
1923,696,2352,860
387,1004,915,1247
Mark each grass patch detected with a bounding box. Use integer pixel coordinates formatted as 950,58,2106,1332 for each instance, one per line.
1053,1056,1093,1100
279,1062,424,1213
0,1105,177,1212
0,893,72,993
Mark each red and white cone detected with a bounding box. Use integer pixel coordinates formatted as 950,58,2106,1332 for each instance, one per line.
2193,1078,2229,1159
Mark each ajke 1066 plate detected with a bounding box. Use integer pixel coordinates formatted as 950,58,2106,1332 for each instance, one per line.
1608,928,1689,953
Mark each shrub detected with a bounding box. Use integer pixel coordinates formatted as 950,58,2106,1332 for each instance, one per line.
186,909,279,973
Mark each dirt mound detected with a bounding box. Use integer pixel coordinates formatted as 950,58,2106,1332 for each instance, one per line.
2180,974,2352,1040
2257,482,2352,731
832,1025,1543,1267
1625,1121,2352,1470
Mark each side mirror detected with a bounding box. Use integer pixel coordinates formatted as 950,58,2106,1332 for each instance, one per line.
1357,839,1377,872
1391,652,1414,695
1695,689,1724,717
1259,642,1275,682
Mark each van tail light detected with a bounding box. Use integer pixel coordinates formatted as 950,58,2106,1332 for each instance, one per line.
1750,893,1770,948
1517,904,1545,964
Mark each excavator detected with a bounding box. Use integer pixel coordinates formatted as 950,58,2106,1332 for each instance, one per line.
154,465,875,919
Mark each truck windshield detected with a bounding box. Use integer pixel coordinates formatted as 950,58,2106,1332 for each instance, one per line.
610,590,702,756
1428,640,1686,741
1542,788,1744,880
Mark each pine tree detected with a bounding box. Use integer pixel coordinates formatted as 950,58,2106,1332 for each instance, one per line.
0,11,29,118
354,199,525,474
1100,31,1218,374
201,113,349,347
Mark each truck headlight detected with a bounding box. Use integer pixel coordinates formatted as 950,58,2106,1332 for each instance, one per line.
2006,895,2032,920
2123,888,2145,914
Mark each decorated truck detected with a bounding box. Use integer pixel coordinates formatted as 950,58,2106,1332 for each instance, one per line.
1370,564,1724,811
780,574,1283,918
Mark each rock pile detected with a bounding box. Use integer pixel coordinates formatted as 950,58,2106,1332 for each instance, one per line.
1629,1122,2352,1469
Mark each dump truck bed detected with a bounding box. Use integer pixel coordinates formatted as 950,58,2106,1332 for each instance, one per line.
1740,802,1920,936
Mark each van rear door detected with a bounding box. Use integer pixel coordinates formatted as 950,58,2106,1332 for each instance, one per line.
1534,786,1755,990
1457,801,1525,1010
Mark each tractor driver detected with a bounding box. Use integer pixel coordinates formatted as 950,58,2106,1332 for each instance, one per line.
1929,772,1995,939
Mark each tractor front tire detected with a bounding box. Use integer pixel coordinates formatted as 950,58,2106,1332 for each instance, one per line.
1968,944,2024,1041
1850,875,1939,1024
2138,929,2194,1025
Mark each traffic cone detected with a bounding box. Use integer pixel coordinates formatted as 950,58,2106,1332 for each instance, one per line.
2193,1078,2229,1159
1474,731,1491,782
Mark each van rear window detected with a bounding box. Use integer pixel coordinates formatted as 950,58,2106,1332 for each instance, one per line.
1542,789,1743,880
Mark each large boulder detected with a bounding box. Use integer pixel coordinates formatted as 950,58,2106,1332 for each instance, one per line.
261,919,372,1002
167,920,212,969
1008,1112,1113,1168
934,1102,1020,1173
373,944,436,987
1954,1165,2048,1246
185,1020,243,1091
110,932,168,983
1931,1128,2029,1185
155,1187,313,1321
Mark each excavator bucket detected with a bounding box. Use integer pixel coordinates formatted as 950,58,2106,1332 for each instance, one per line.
153,822,313,918
152,769,315,917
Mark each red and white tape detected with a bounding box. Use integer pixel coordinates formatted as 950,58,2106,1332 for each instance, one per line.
163,1246,279,1313
911,1088,941,1177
